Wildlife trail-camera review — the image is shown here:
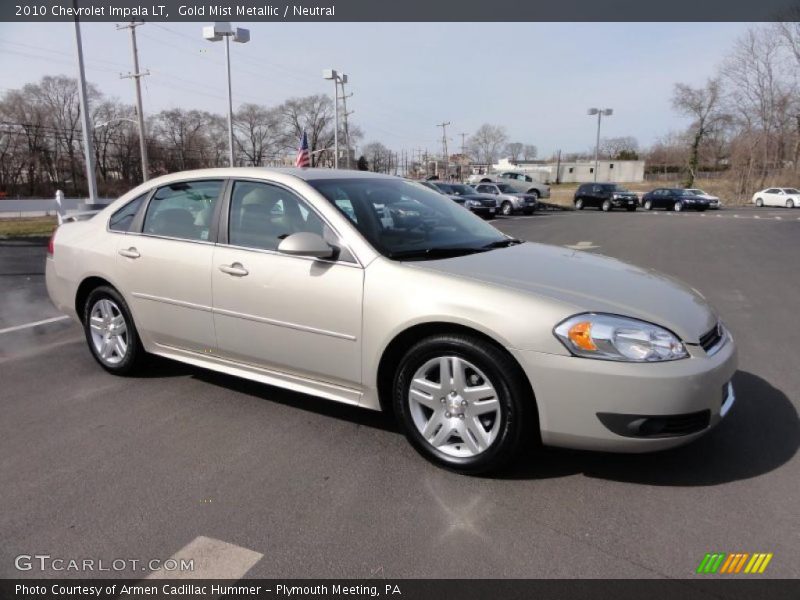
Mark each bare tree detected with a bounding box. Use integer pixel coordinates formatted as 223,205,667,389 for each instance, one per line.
280,95,334,167
505,142,523,162
672,78,726,186
234,103,283,166
467,124,508,168
362,141,391,173
522,144,537,160
600,136,639,160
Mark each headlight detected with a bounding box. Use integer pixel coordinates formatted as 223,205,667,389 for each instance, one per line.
553,313,688,362
465,199,481,208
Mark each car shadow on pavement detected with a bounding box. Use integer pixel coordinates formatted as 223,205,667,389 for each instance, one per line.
499,370,799,486
191,367,400,433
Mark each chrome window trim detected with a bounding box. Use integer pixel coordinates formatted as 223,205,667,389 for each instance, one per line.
105,188,155,235
216,242,363,269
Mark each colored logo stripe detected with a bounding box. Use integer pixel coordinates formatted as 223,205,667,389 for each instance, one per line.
697,552,773,574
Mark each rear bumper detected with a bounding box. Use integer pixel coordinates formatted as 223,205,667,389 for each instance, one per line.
45,257,79,321
509,335,738,452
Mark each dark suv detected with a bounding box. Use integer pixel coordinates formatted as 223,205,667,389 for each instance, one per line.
573,183,639,212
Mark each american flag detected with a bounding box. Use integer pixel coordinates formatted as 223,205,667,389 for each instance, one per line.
295,130,310,167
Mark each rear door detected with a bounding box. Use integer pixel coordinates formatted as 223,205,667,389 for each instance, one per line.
115,178,224,353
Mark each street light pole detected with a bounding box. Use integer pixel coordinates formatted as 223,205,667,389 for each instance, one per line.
323,69,342,169
203,22,250,168
588,107,613,182
72,6,98,203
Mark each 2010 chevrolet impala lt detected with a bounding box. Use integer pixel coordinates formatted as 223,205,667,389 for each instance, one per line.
46,168,737,473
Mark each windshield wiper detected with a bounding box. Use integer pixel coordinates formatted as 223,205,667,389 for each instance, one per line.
482,238,523,249
389,246,489,260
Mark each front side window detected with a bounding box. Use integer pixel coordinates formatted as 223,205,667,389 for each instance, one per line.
109,192,147,232
143,180,223,241
309,178,507,260
228,180,325,251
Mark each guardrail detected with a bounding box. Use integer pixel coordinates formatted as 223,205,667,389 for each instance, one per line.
0,191,112,220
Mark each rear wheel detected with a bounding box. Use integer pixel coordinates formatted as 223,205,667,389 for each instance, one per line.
644,199,653,210
500,201,513,216
601,199,612,212
83,286,144,375
527,189,540,200
574,198,584,210
393,334,530,474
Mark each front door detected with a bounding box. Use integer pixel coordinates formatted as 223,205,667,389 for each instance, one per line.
211,180,363,387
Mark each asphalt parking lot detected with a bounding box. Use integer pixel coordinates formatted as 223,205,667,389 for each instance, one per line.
1,206,798,580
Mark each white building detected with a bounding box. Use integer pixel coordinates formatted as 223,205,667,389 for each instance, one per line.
492,158,645,184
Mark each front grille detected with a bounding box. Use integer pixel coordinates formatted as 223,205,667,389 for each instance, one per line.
481,199,497,207
700,323,723,352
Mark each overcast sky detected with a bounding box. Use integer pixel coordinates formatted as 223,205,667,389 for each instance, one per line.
0,21,753,156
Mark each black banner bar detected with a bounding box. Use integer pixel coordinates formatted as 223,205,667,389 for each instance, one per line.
2,580,800,600
1,0,798,22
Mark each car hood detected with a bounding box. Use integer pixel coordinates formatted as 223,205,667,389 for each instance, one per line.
413,242,716,343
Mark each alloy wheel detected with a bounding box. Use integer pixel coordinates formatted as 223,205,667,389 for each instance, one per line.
407,356,501,458
644,200,652,210
674,201,683,212
501,202,512,216
756,198,763,207
787,199,795,208
89,298,129,366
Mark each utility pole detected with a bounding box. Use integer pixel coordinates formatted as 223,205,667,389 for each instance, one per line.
72,5,97,203
437,122,450,180
117,21,150,181
458,132,468,156
555,149,562,184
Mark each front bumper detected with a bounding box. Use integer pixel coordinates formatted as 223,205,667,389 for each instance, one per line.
470,206,497,217
612,197,638,207
510,334,737,452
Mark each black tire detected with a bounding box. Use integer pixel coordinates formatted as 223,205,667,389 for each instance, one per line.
527,189,540,200
601,199,612,212
644,199,653,210
523,209,534,215
82,285,145,375
697,207,707,212
673,201,683,212
574,198,584,210
756,198,764,207
393,334,531,474
500,201,513,216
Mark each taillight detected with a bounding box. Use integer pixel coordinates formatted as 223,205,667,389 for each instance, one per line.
47,227,57,256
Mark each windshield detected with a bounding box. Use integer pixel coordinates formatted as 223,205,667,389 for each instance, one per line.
449,184,474,195
496,184,517,193
308,178,509,260
433,183,454,194
686,189,704,195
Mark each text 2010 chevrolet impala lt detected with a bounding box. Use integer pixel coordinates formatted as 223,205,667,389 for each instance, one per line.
46,168,737,473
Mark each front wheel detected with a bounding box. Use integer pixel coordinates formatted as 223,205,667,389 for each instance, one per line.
527,190,540,200
574,198,584,210
83,286,145,375
393,334,530,474
644,199,653,210
674,201,683,212
756,198,764,207
500,201,513,216
787,199,795,208
601,199,612,212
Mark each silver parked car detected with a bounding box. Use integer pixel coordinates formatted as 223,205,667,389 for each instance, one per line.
47,168,737,474
468,171,550,199
473,182,538,216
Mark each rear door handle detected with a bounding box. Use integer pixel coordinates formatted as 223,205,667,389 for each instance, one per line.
219,262,249,277
118,247,140,259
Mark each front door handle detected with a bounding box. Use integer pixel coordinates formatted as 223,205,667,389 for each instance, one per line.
118,247,140,259
219,262,249,277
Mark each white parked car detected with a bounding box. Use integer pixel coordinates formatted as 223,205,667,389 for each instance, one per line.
752,187,800,208
685,189,721,209
46,168,736,473
467,172,550,199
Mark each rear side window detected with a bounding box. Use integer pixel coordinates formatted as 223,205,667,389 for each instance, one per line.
143,180,223,241
109,193,147,232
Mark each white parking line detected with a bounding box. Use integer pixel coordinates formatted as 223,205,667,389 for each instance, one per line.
0,315,70,335
145,536,263,580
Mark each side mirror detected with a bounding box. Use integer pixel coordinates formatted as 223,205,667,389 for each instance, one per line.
277,232,335,259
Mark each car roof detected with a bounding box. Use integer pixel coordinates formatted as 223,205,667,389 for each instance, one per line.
140,167,398,186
